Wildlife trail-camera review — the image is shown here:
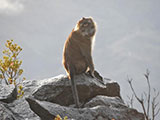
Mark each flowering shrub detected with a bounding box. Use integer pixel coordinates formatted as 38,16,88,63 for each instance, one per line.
0,40,25,98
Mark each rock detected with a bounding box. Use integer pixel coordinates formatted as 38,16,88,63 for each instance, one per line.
0,81,40,120
0,101,23,120
84,95,126,108
0,74,144,120
22,78,41,97
0,84,17,103
7,98,40,120
33,74,121,106
26,96,144,120
26,97,55,120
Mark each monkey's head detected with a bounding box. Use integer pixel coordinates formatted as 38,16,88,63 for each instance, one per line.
74,17,96,37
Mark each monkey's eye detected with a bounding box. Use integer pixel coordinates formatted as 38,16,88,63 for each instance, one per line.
83,23,88,27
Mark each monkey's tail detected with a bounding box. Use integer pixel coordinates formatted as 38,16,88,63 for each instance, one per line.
69,65,80,108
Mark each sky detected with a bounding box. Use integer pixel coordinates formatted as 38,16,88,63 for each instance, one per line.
0,0,160,118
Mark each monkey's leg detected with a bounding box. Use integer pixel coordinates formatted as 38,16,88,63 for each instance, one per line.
69,67,80,108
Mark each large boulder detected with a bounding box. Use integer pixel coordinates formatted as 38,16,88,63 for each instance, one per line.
32,74,120,106
26,96,144,120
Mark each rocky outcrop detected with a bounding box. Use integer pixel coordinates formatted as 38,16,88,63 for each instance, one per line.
0,74,144,120
26,96,144,120
32,74,120,106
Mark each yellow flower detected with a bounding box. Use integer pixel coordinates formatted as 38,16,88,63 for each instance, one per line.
12,53,16,57
2,65,7,71
18,69,23,75
18,89,21,93
18,85,23,90
19,61,22,66
21,91,24,95
8,41,12,46
0,59,2,62
4,60,10,67
64,116,68,120
14,44,17,47
23,77,26,80
3,50,6,54
3,56,9,60
54,115,62,120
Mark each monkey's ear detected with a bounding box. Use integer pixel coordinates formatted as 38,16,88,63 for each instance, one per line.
82,17,85,20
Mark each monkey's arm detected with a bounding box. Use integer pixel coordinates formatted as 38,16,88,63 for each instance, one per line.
79,47,95,76
86,54,94,73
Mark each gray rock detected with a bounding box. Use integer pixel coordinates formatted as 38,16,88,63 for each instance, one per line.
0,84,17,103
84,95,126,108
26,96,144,120
22,78,41,97
0,101,23,120
32,74,121,106
0,80,40,120
26,97,55,120
0,74,144,120
7,98,40,120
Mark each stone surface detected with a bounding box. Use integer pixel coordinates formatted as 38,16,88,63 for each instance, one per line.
8,98,40,120
26,96,144,120
0,101,23,120
26,97,55,120
84,95,125,108
33,74,121,106
0,84,17,103
0,79,41,120
0,74,144,120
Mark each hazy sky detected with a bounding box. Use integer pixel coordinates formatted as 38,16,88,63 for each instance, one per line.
0,0,160,117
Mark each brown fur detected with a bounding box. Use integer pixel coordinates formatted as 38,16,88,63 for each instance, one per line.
62,17,96,107
63,17,96,78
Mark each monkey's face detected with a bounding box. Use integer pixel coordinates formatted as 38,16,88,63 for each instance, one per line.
76,17,96,37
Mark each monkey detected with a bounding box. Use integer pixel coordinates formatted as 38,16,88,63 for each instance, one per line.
62,17,96,108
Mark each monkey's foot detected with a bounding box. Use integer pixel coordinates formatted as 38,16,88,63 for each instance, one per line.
86,70,103,81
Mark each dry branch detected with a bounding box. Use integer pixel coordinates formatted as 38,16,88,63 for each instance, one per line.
127,70,160,120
